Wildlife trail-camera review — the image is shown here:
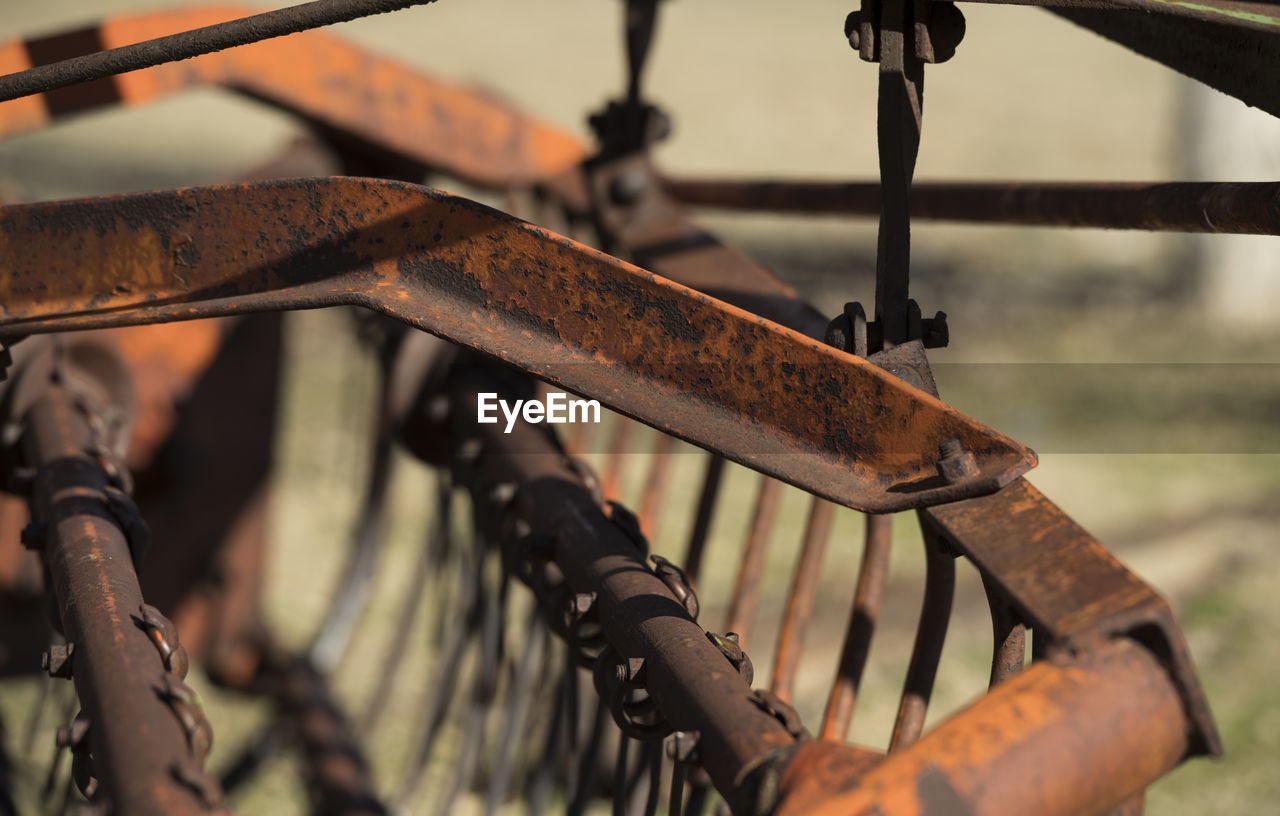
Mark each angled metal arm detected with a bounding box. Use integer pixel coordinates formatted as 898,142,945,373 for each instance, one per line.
0,176,1034,512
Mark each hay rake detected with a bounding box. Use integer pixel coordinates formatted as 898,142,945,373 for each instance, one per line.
1,0,1268,813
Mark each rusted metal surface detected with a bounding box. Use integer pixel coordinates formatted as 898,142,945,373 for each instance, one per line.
919,477,1222,758
20,349,222,815
0,6,587,188
0,177,1035,514
774,637,1189,816
443,358,800,814
663,178,1280,235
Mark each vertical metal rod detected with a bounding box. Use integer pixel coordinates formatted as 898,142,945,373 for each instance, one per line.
888,535,954,752
484,614,546,815
872,0,925,348
643,740,664,816
638,432,677,537
982,573,1026,688
668,757,687,816
820,512,893,740
770,497,837,703
526,657,568,816
682,455,726,585
724,477,783,648
612,732,631,816
567,700,609,816
602,418,639,499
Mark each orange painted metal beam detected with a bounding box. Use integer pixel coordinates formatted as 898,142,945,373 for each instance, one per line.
0,6,587,188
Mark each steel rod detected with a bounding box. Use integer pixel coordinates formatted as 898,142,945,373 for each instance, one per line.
820,512,893,741
723,476,783,648
663,178,1280,235
888,536,955,752
770,497,837,703
0,0,435,103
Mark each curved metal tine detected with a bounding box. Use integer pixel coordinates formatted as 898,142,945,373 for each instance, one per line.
612,731,631,816
637,431,677,538
218,720,287,795
668,753,687,816
821,512,894,741
527,654,570,816
41,685,77,800
483,611,548,815
566,699,609,816
359,472,453,736
683,455,727,586
308,361,395,674
433,562,507,816
642,740,664,816
602,417,640,500
724,476,783,648
770,496,837,703
982,572,1026,688
887,530,956,752
394,532,484,807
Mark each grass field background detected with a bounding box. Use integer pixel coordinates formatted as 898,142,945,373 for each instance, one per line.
1,1,1277,813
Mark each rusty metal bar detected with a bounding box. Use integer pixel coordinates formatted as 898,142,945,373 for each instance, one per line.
0,0,435,103
918,477,1221,758
445,361,798,814
820,512,892,741
0,178,1035,514
662,178,1280,235
0,8,587,188
770,497,837,703
23,375,218,815
887,535,954,752
723,476,782,648
774,636,1190,816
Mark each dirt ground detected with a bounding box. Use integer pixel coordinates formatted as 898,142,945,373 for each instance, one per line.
1,1,1277,814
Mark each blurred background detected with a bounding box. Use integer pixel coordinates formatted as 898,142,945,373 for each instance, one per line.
1,1,1277,813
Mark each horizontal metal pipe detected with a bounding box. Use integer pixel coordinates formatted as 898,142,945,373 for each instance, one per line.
662,177,1280,235
0,0,434,103
774,637,1189,816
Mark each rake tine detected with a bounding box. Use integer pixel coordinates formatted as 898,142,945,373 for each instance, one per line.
821,512,893,741
682,455,726,585
612,732,631,816
602,418,640,500
218,720,287,794
359,474,452,736
483,612,547,815
433,563,507,816
668,754,687,816
770,497,837,702
642,740,664,816
888,533,955,752
983,573,1026,688
724,476,783,648
395,542,483,807
637,432,677,537
527,660,570,816
566,698,609,816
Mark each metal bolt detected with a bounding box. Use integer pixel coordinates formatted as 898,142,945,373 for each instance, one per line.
937,438,979,484
844,11,862,50
42,642,75,679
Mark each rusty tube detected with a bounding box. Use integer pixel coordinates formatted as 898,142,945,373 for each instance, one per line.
774,637,1189,816
983,573,1026,688
26,383,214,816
